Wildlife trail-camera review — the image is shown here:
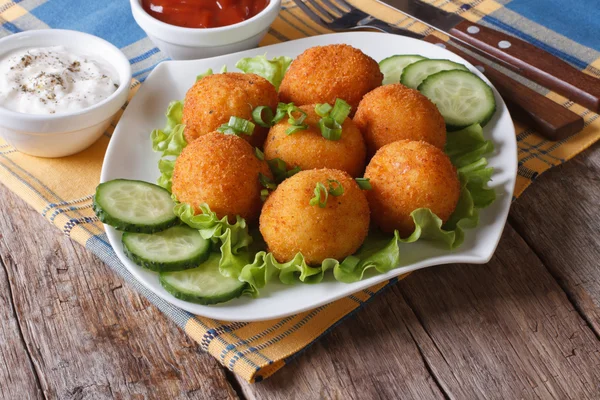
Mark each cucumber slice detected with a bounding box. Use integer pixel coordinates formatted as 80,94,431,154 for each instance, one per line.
401,59,468,89
379,54,426,85
418,69,496,130
160,253,247,305
123,226,210,272
94,179,177,233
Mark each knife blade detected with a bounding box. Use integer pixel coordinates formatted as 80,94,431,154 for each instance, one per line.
377,0,600,112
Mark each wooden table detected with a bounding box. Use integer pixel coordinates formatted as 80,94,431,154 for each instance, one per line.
1,144,598,399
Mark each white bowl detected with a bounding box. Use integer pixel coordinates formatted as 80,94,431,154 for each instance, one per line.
0,30,132,158
130,0,282,60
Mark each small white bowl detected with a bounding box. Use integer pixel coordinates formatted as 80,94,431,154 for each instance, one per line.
130,0,282,60
0,30,132,158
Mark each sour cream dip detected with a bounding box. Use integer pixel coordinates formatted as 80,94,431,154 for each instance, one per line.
0,46,118,115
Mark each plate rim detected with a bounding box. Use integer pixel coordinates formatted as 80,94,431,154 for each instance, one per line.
101,31,517,321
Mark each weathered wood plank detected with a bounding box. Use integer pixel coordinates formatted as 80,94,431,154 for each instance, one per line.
510,145,600,335
398,224,600,399
237,283,448,400
0,256,43,400
0,186,238,400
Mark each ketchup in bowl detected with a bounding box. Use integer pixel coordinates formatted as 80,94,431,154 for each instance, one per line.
142,0,270,28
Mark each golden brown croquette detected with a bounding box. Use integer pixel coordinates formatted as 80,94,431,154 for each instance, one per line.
354,84,446,155
365,140,460,237
263,104,367,177
171,132,272,223
260,169,370,264
279,44,383,113
182,73,278,148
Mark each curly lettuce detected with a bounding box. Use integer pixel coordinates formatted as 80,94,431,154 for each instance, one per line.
150,101,186,191
235,55,293,90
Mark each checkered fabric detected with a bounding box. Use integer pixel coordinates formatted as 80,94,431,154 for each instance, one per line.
0,0,598,382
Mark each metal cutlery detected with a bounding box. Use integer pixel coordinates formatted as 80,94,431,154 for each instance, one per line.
292,0,584,140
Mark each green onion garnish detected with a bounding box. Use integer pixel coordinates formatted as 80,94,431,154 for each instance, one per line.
254,147,265,160
287,109,307,126
228,116,255,135
252,106,274,128
286,124,308,135
268,158,301,182
355,178,372,190
260,189,270,202
315,103,333,117
309,182,328,208
272,103,289,124
327,179,344,196
287,166,301,178
319,117,342,141
259,173,277,190
217,116,255,136
330,98,351,124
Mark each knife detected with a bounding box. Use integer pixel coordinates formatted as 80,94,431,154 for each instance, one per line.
376,0,600,112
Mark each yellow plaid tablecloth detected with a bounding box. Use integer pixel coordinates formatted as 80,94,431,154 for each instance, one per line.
0,0,598,383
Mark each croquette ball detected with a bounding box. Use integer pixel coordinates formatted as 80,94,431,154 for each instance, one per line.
171,132,272,223
260,169,370,264
354,84,446,155
182,73,278,147
264,104,366,177
279,44,383,113
365,140,460,237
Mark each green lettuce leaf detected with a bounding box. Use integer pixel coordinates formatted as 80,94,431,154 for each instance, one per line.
235,55,293,90
150,101,187,191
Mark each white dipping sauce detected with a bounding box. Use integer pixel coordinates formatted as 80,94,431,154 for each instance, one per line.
0,46,118,115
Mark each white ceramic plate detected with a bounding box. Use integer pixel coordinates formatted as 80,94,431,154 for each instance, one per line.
101,32,517,322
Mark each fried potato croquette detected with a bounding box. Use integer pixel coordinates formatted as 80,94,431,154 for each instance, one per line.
354,84,446,155
172,132,272,223
260,169,370,264
182,73,278,148
365,140,460,237
279,44,383,113
263,104,367,177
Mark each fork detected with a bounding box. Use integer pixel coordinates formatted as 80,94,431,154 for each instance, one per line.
291,0,584,140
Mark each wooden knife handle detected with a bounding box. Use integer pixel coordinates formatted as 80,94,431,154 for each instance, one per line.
448,20,600,112
423,35,584,141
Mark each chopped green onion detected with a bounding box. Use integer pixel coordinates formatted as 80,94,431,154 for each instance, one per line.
286,124,308,135
227,116,255,135
309,182,328,208
196,68,213,81
220,65,228,73
260,189,270,202
252,106,274,128
216,124,238,135
315,103,333,117
318,117,342,140
327,179,344,196
330,98,351,124
287,166,301,178
272,103,289,124
254,147,265,160
268,158,302,182
355,178,372,190
259,173,277,190
287,109,307,126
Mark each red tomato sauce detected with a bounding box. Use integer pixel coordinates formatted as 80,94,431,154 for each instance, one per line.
142,0,269,28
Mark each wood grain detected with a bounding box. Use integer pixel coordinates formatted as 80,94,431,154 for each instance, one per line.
0,186,238,400
398,224,600,399
237,282,449,400
423,35,584,141
450,20,600,112
0,257,43,400
510,145,600,335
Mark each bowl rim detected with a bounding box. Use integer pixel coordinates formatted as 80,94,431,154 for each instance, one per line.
130,0,281,34
0,29,132,130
